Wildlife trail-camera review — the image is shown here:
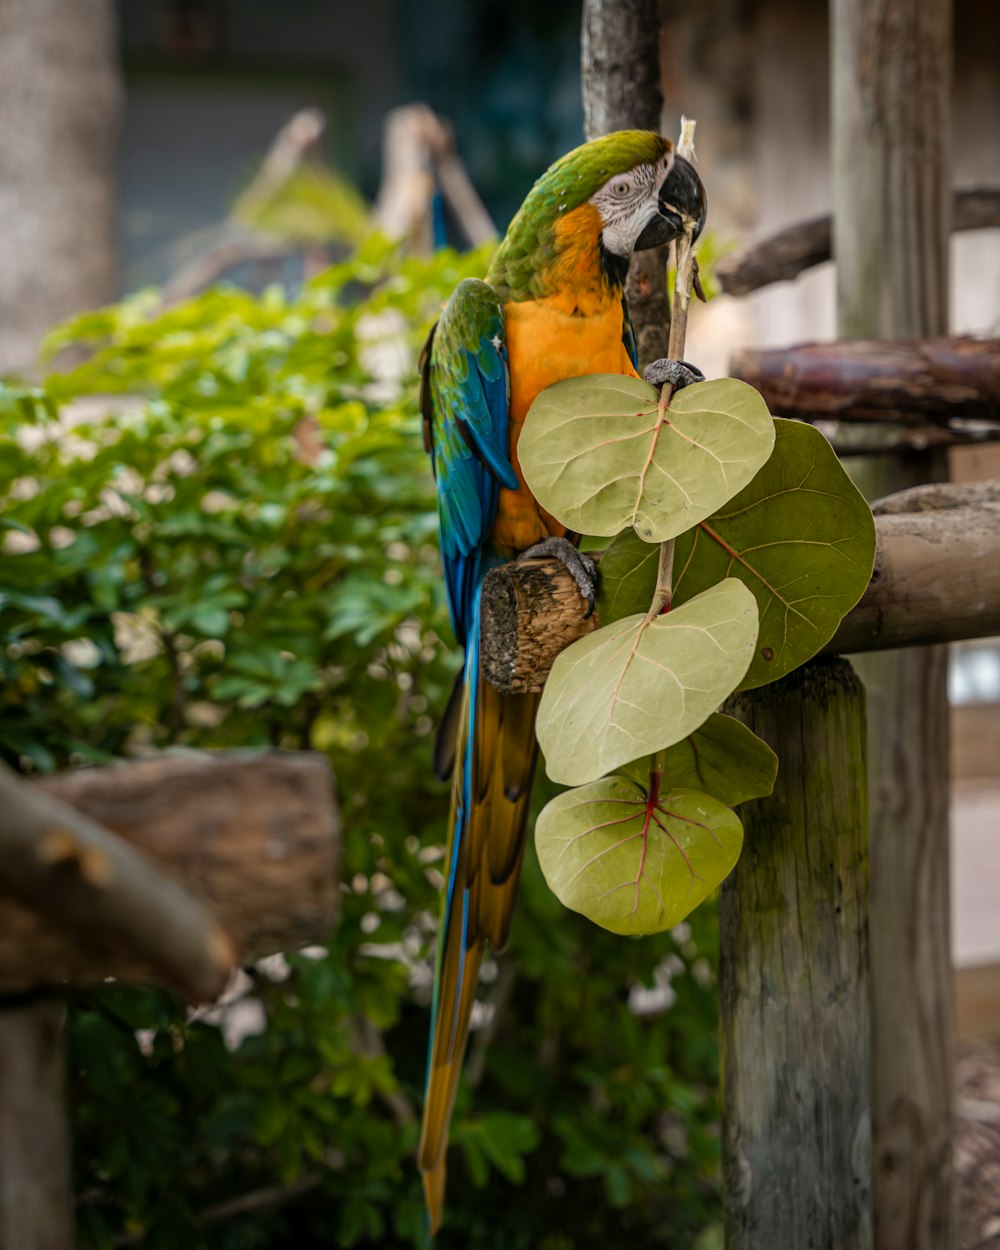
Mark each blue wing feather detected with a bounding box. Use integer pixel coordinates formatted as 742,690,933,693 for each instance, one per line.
423,278,517,646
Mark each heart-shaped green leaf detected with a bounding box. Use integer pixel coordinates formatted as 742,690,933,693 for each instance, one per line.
535,776,743,936
673,418,876,688
518,375,775,541
537,579,759,786
616,713,778,806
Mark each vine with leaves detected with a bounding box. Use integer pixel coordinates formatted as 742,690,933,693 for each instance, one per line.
518,129,876,937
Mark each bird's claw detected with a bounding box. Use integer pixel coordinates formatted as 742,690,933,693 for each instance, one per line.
518,537,597,618
643,358,705,391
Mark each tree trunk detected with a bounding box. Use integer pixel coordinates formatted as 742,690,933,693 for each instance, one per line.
581,0,670,369
831,1,956,1247
0,6,121,1245
0,0,121,376
0,1002,72,1250
721,660,872,1249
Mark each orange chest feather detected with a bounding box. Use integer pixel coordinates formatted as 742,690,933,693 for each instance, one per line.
490,288,639,553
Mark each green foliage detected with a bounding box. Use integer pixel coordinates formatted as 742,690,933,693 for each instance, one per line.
673,419,877,688
617,714,779,809
0,240,722,1247
521,375,875,939
519,375,774,542
535,779,743,937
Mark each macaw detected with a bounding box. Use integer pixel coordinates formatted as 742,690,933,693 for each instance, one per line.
418,129,707,1233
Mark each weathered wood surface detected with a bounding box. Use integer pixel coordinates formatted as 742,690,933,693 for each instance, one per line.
827,496,1000,653
478,484,1000,693
832,0,956,1242
0,0,121,376
581,0,670,370
720,659,872,1248
0,1001,72,1250
850,458,955,1250
0,751,339,996
716,188,1000,296
480,557,598,694
730,336,1000,427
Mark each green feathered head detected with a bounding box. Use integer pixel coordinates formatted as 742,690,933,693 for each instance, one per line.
488,131,703,301
528,130,672,213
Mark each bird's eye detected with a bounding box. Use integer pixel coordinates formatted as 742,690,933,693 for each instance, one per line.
612,179,631,198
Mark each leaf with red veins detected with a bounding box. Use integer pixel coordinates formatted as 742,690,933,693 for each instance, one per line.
535,775,743,936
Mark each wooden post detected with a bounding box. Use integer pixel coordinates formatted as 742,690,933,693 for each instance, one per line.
832,0,956,1245
581,0,670,369
0,1000,72,1250
721,659,871,1248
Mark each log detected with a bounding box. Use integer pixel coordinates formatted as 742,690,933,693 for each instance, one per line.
0,751,338,996
715,188,1000,296
729,336,1000,427
825,497,1000,653
720,658,872,1248
478,483,1000,693
480,557,599,694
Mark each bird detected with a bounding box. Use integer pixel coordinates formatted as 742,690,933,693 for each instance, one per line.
418,129,707,1234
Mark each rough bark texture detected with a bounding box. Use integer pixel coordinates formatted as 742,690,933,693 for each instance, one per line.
0,0,121,375
0,761,235,1002
478,484,1000,693
826,497,1000,654
850,457,956,1250
716,188,1000,296
832,0,956,1244
480,558,599,694
0,752,339,995
721,659,872,1249
0,1002,72,1250
730,336,1000,427
831,0,951,340
0,8,121,1245
581,0,670,369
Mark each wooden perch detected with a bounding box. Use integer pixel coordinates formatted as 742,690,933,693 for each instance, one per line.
479,482,1000,694
729,336,1000,427
0,751,338,998
480,558,599,694
716,187,1000,296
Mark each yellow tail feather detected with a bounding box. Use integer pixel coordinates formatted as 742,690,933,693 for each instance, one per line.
418,674,540,1232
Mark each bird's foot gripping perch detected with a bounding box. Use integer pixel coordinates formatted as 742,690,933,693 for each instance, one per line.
517,537,598,618
642,358,705,390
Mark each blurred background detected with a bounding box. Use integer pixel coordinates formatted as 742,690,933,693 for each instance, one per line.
0,1,998,1247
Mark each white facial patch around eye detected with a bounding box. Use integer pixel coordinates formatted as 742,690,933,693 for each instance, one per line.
589,152,674,257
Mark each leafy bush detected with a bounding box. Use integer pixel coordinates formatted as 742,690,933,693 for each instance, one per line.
0,238,722,1248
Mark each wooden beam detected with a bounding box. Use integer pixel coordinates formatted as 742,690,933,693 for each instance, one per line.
0,751,338,997
478,483,1000,694
729,336,1000,427
715,188,1000,297
832,0,956,1245
720,658,872,1248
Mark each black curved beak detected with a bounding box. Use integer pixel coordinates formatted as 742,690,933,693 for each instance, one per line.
634,154,708,251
